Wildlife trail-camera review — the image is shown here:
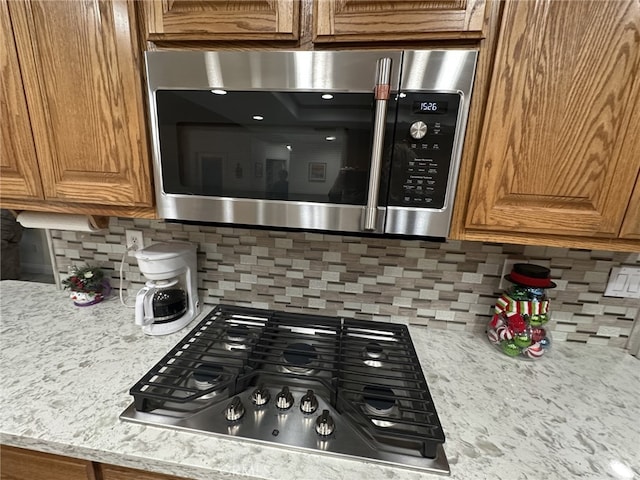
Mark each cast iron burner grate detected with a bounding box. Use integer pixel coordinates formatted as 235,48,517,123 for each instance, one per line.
125,304,447,471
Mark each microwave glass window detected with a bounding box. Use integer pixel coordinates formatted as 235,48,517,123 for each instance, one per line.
155,90,396,205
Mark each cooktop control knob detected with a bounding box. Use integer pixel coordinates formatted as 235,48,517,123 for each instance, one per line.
315,410,335,436
251,384,270,406
275,386,294,410
225,396,245,422
300,389,319,414
409,121,427,140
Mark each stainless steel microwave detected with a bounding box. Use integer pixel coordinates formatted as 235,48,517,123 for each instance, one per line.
145,50,478,238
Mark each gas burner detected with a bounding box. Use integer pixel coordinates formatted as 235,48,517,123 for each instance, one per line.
362,385,396,414
362,342,386,368
191,364,226,398
282,343,318,374
224,325,251,350
362,385,398,427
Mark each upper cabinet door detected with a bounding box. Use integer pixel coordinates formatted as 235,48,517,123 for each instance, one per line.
143,0,300,40
0,0,43,201
314,0,487,42
620,175,640,240
9,0,152,207
465,0,640,238
618,82,640,240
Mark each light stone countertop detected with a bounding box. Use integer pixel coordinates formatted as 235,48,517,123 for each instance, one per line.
1,280,639,480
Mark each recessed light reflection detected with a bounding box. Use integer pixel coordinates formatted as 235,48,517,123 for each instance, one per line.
211,89,227,95
321,94,334,100
325,136,336,141
608,459,634,480
398,92,407,98
252,115,264,121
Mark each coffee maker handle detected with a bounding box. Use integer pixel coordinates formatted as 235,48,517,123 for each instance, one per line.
135,286,155,326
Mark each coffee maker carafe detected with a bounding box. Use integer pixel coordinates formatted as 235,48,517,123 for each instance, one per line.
134,242,199,335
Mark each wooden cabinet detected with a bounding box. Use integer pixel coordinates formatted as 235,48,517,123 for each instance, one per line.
620,176,640,240
456,0,640,251
0,445,95,480
142,0,300,41
0,0,154,218
0,0,43,201
100,464,189,480
0,446,191,480
618,86,640,241
314,0,487,42
140,0,487,44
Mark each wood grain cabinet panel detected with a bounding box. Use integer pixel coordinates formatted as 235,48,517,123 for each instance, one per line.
0,0,43,201
0,446,193,480
0,445,95,480
620,176,640,240
3,0,152,208
618,85,640,241
100,464,190,480
464,0,640,240
313,0,486,42
143,0,299,40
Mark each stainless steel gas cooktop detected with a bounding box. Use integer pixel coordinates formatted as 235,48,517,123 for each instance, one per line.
120,305,449,474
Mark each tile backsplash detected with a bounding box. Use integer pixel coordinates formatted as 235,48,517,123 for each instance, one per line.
51,218,639,349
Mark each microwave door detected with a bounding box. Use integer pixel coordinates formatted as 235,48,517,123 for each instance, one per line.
146,51,402,234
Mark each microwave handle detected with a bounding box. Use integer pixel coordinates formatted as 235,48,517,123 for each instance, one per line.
363,57,392,231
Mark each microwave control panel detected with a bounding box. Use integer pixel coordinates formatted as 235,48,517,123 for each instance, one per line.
388,92,462,209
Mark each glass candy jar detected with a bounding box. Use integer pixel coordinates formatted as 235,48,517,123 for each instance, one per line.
486,263,555,360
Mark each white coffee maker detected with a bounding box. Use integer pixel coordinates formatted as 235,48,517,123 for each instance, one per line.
134,242,199,335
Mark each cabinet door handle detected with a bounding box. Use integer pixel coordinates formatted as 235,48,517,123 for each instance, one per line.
363,57,392,231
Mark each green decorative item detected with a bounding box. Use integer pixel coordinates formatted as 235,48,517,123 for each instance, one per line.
501,341,521,357
513,333,532,348
528,313,549,327
62,264,111,306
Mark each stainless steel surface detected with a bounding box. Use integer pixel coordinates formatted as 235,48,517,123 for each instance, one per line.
146,50,402,92
121,385,450,474
225,396,245,421
121,305,449,475
315,410,335,436
627,310,640,357
158,196,387,233
363,58,392,231
400,50,477,91
385,206,451,238
300,390,319,414
409,121,428,140
396,50,477,237
251,384,270,406
146,50,477,238
276,386,294,410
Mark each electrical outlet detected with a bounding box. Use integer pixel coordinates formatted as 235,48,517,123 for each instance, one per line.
498,258,521,290
125,230,144,255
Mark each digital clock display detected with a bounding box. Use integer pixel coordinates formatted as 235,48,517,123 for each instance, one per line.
413,101,448,114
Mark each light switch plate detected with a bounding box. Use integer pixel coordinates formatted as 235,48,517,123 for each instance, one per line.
604,267,640,299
